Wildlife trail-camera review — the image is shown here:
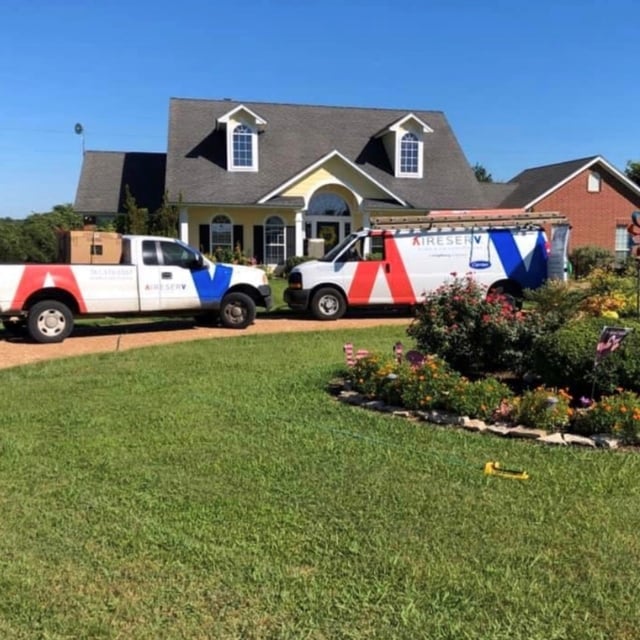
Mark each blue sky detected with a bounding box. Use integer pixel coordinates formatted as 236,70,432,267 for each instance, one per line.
1,0,638,218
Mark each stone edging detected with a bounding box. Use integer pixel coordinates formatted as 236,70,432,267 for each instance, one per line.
331,382,620,450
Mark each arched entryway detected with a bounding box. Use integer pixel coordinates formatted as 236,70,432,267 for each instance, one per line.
306,190,353,252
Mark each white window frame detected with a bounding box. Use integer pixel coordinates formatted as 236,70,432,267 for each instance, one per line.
265,216,286,265
211,214,233,252
231,123,258,172
615,225,630,264
587,170,601,193
397,131,423,178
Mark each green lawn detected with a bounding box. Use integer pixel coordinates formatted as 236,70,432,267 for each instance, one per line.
1,326,639,639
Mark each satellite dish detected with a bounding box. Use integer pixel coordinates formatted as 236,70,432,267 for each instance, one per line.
74,123,84,135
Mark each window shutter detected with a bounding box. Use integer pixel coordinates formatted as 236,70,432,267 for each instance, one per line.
286,226,295,259
199,224,210,254
253,225,264,264
233,225,244,252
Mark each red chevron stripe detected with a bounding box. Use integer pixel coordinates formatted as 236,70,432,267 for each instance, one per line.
11,265,87,313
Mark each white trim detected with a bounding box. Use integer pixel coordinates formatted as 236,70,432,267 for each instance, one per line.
523,156,640,209
179,207,189,243
257,150,407,207
217,104,267,127
374,112,433,138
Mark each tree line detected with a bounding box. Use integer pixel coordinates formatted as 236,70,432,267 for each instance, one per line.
0,189,179,263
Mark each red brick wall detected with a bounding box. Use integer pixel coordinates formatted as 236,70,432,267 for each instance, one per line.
530,167,640,252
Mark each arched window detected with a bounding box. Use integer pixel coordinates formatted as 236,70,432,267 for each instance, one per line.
265,216,285,265
307,193,350,217
211,214,232,252
400,132,419,174
233,124,253,168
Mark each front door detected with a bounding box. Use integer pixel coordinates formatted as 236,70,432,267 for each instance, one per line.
307,219,351,253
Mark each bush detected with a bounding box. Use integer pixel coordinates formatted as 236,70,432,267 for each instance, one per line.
530,317,640,398
407,274,544,377
570,246,614,278
349,353,513,422
572,390,640,444
283,255,313,277
513,386,573,432
524,280,587,328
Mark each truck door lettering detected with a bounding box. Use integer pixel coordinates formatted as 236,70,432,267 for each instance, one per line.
348,237,414,304
11,266,87,312
190,265,233,303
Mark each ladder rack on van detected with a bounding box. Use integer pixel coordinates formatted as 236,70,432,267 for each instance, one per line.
370,212,569,230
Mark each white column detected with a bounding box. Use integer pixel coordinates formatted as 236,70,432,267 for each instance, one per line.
295,210,304,256
179,207,189,244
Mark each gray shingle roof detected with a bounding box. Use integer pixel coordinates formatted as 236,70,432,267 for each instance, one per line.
166,98,490,210
74,151,166,214
498,156,599,208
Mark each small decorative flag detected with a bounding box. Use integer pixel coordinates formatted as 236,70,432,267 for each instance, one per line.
595,326,632,365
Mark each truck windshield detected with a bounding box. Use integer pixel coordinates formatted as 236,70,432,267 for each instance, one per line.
319,234,359,262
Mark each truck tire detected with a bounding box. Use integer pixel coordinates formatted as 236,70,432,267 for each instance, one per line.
310,288,346,320
220,292,256,329
27,300,74,343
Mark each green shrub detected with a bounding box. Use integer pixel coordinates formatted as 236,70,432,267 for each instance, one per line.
446,377,514,423
572,391,640,444
531,317,640,398
513,386,573,432
570,246,614,278
407,274,544,377
283,255,313,277
524,280,587,328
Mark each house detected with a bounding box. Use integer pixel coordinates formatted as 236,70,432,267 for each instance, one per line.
483,156,640,263
75,98,494,264
74,99,640,265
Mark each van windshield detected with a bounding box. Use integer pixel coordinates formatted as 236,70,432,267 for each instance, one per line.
319,234,359,262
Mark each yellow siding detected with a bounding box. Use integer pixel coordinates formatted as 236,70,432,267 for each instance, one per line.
282,158,392,201
187,206,296,256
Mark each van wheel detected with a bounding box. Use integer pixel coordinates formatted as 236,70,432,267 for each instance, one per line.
27,300,74,343
311,288,346,320
220,292,256,329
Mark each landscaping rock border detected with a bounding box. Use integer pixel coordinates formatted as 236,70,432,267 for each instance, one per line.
331,382,621,450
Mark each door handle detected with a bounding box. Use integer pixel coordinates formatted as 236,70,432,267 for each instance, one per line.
161,272,172,279
385,263,391,273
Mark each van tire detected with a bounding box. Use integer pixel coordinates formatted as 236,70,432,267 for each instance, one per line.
27,300,74,343
311,288,346,321
220,292,256,329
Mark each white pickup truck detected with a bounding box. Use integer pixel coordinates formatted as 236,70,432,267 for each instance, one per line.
0,235,272,343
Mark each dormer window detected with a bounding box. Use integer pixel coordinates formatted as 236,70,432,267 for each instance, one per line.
400,133,419,175
216,104,267,173
374,113,431,179
233,124,254,169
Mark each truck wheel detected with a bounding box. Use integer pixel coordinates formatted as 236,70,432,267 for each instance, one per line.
27,301,74,343
310,288,346,320
220,292,256,329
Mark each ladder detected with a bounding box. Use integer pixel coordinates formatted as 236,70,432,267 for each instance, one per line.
370,212,570,230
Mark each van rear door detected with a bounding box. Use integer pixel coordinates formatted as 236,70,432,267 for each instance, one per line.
547,224,570,281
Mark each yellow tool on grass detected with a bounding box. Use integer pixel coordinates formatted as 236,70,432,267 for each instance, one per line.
484,461,529,481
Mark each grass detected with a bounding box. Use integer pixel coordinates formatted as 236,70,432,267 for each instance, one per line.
1,326,640,638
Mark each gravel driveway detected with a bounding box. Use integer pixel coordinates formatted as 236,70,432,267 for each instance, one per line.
0,315,412,370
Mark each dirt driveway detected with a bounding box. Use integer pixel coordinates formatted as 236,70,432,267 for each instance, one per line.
0,314,412,370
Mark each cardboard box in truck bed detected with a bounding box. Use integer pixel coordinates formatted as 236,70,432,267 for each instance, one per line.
57,230,122,264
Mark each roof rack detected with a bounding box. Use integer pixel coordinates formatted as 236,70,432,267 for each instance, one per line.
370,212,569,230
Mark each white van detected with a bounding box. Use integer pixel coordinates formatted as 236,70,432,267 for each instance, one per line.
284,213,570,320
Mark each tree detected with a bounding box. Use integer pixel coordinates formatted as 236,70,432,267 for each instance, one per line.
0,218,26,263
123,185,149,235
472,162,493,183
471,162,493,182
625,161,640,187
150,190,180,237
